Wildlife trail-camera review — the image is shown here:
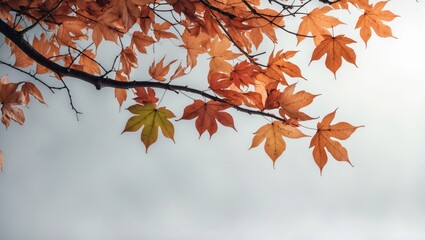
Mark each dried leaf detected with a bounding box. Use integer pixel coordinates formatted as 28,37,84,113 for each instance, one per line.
309,109,363,173
310,34,357,77
179,100,236,137
250,121,307,166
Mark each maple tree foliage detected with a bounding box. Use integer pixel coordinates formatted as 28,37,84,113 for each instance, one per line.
0,0,398,173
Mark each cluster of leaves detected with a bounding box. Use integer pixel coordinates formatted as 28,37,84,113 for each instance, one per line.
0,0,397,173
0,76,45,170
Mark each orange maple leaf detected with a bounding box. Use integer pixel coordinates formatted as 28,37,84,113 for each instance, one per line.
103,0,141,31
57,20,87,47
170,63,188,80
0,76,44,128
310,34,357,77
149,57,177,81
153,22,178,41
131,31,155,53
22,82,45,105
133,87,158,105
92,21,119,47
0,78,25,127
179,100,236,137
250,121,307,166
32,33,50,74
180,30,208,68
278,83,318,121
355,1,398,45
208,37,242,73
120,47,138,76
309,109,362,173
230,61,260,88
297,6,344,46
79,50,101,75
6,39,34,68
255,50,304,87
114,70,127,107
331,0,371,10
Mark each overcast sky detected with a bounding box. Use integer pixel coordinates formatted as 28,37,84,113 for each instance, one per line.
1,1,424,240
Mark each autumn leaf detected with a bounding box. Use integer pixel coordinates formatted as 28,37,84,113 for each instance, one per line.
309,109,363,173
170,63,188,80
123,104,175,151
0,77,25,127
310,34,357,77
331,0,371,10
180,30,208,68
149,57,177,81
355,1,398,45
131,31,155,53
133,87,159,105
22,82,45,104
6,39,34,68
179,100,236,137
297,6,344,46
114,70,127,108
120,47,138,76
104,0,141,31
229,61,260,88
79,50,101,75
92,21,119,47
258,50,305,86
57,20,87,47
250,121,307,166
32,33,50,74
153,22,178,41
278,83,318,121
208,37,242,73
0,76,45,128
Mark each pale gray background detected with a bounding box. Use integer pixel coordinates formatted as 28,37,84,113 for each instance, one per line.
1,2,424,239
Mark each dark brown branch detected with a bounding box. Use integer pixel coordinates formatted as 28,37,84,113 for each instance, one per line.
199,0,236,19
0,20,286,122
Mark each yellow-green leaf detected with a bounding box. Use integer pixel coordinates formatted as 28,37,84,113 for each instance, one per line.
123,104,175,151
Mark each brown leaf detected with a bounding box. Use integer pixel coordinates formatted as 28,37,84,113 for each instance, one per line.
133,87,158,105
179,100,235,137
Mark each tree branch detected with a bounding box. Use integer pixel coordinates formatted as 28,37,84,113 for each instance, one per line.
0,20,286,122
